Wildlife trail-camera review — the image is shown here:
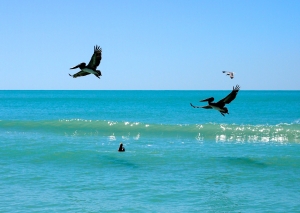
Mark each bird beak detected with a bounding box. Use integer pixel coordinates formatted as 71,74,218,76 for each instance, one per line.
200,97,214,102
70,63,85,69
70,64,80,69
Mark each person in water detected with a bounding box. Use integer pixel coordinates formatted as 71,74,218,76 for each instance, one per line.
118,143,125,152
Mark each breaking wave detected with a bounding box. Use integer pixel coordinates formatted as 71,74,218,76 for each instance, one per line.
1,119,299,143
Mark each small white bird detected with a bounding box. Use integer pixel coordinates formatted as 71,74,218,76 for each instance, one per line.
222,71,234,79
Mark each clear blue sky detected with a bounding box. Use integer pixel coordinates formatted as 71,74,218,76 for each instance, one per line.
1,0,299,90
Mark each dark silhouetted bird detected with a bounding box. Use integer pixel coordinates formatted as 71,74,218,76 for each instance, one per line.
190,85,240,116
69,45,102,79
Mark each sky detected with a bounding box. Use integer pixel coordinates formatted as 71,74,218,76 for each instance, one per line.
0,0,299,90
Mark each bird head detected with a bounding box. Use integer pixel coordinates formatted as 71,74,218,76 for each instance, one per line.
70,62,86,70
200,97,214,103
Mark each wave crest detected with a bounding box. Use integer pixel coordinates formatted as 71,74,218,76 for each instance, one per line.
1,119,299,143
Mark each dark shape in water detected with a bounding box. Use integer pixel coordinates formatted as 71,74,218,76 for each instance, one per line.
118,143,125,152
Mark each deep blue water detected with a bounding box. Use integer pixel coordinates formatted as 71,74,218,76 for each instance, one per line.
0,90,300,212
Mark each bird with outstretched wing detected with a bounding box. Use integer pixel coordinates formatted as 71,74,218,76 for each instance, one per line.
190,85,240,116
69,45,102,79
222,71,234,79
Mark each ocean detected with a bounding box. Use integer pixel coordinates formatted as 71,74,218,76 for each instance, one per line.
0,90,299,212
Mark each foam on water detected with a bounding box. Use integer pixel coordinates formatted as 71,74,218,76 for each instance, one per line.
1,119,299,143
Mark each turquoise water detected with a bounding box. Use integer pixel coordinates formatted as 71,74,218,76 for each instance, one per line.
1,90,300,212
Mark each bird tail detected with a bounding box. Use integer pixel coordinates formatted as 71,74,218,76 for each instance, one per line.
94,70,102,79
96,70,102,76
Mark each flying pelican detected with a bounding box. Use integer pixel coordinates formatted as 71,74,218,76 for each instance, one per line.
190,85,240,116
69,45,102,79
222,71,234,79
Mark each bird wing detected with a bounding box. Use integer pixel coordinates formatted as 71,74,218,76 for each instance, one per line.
190,103,212,109
217,85,240,105
70,71,91,78
87,45,102,70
